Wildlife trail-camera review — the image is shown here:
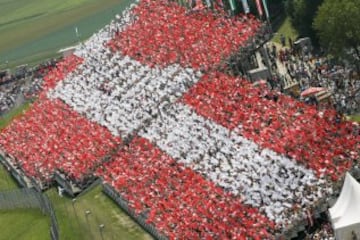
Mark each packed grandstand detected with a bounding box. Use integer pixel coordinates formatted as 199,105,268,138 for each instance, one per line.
0,0,359,239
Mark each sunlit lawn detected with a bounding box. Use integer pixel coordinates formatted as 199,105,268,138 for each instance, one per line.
272,16,299,46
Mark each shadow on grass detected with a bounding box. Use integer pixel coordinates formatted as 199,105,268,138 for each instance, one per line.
271,12,287,34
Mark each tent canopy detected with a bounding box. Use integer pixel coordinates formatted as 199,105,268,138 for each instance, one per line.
329,172,360,239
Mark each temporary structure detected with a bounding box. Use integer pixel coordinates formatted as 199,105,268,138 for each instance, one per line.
329,172,360,240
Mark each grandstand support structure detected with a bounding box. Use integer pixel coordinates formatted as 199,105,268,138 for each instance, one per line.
220,22,273,77
53,172,82,197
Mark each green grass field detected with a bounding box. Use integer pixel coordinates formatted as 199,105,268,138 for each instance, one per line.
0,165,19,190
271,16,299,47
0,164,49,240
0,0,134,69
47,186,152,240
0,209,50,240
349,115,360,122
0,166,151,240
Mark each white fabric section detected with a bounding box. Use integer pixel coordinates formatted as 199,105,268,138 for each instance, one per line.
140,103,332,226
330,173,360,239
49,52,201,138
329,172,353,222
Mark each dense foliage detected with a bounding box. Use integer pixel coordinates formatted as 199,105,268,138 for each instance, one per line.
285,0,323,44
314,0,360,69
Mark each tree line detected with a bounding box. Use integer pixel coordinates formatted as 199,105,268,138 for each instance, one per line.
285,0,360,70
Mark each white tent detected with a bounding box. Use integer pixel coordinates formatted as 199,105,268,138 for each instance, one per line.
329,172,360,240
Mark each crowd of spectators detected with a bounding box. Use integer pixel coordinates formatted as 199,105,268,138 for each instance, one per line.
307,222,335,240
267,42,360,115
182,72,359,180
0,0,359,239
140,102,336,229
0,1,131,185
0,98,121,184
97,137,274,239
109,0,261,70
50,51,201,139
0,0,127,185
0,60,59,115
0,81,23,114
41,55,82,94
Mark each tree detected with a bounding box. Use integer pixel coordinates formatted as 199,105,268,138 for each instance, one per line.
313,0,360,67
285,0,323,44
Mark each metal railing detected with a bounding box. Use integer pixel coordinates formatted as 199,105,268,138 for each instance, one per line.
102,183,167,240
0,188,59,240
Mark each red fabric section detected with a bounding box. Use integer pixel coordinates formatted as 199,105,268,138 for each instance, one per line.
183,72,359,180
109,0,260,70
0,99,121,182
42,55,83,93
98,137,274,240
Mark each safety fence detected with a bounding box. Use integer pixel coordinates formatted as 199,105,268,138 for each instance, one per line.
102,183,168,240
0,187,59,240
0,188,41,210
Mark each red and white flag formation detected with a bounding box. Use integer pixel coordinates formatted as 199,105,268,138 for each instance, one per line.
1,1,359,239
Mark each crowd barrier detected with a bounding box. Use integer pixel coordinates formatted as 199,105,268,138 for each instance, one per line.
0,153,32,189
0,151,340,240
0,188,42,210
102,183,168,240
0,188,59,240
0,152,59,239
41,192,60,240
